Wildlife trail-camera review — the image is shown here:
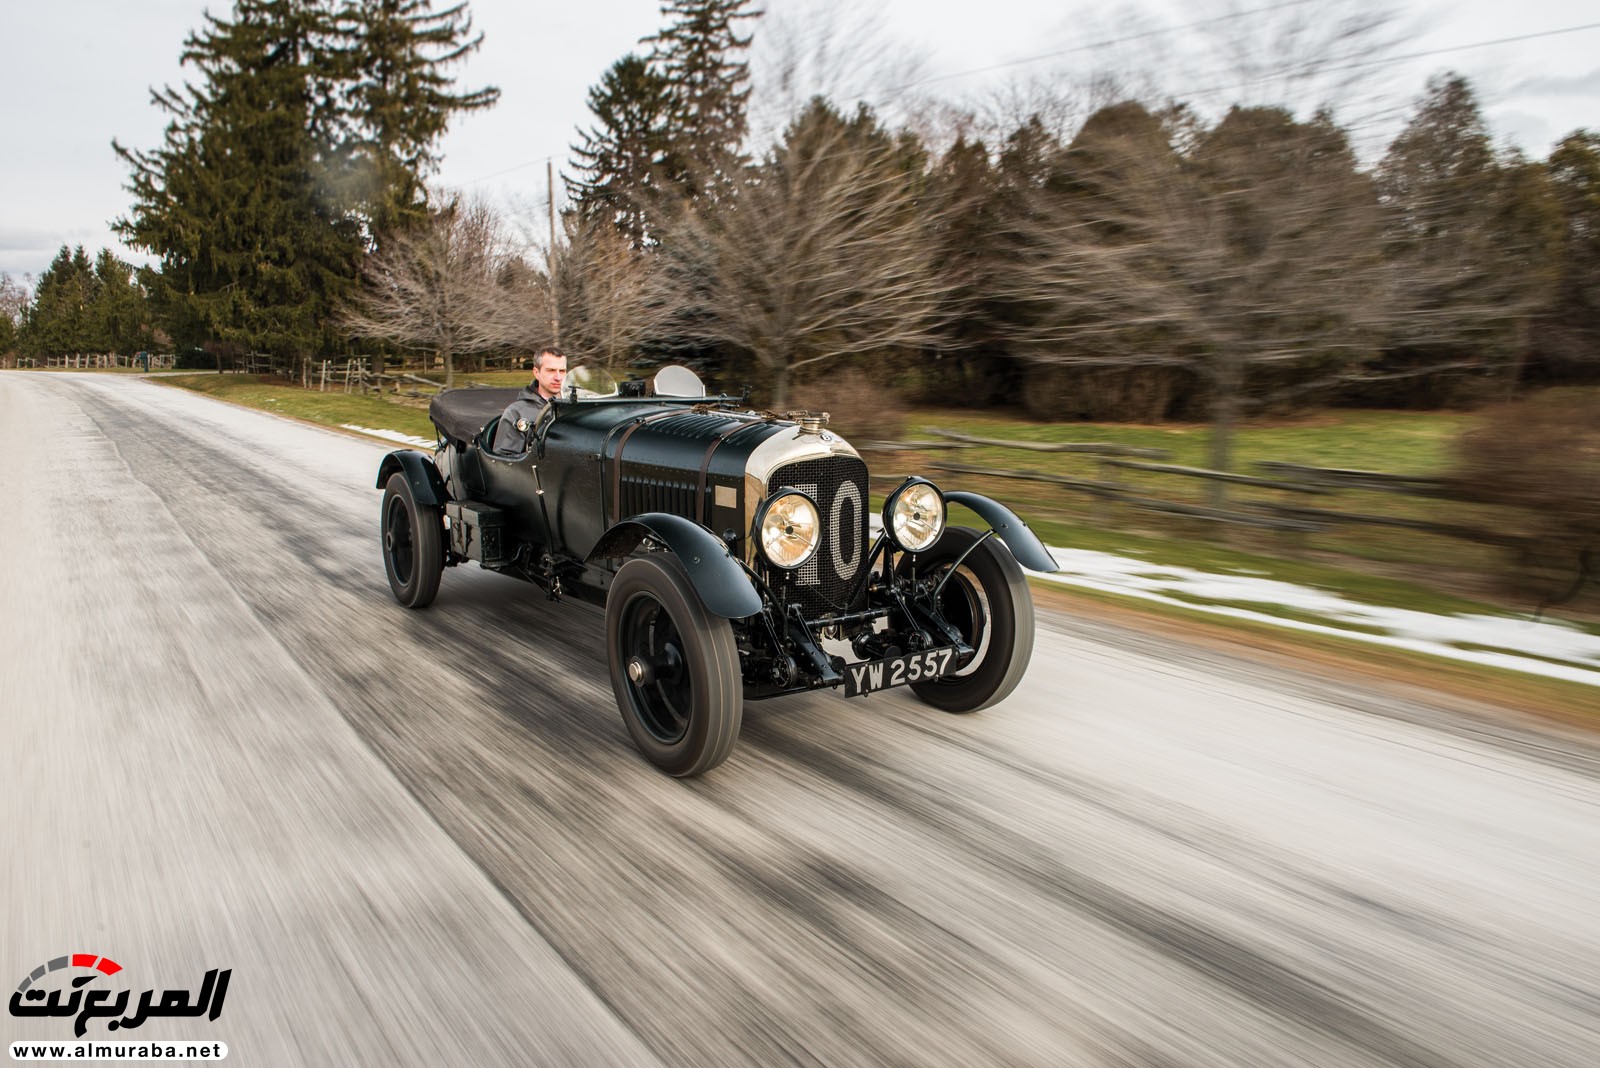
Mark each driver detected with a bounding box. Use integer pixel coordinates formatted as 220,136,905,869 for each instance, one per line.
494,346,567,454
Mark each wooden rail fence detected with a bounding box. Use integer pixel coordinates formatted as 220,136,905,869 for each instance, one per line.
860,427,1520,555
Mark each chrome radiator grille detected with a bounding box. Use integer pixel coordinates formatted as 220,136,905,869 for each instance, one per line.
765,455,870,617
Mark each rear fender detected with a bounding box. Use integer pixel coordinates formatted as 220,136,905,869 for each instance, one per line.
376,450,447,507
589,513,761,619
942,491,1058,573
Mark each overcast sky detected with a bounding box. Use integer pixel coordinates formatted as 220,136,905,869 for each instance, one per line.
2,0,1595,281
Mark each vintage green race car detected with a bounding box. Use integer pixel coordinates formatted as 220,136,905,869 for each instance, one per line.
376,367,1057,776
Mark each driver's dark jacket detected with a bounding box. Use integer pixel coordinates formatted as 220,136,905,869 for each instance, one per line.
494,386,549,454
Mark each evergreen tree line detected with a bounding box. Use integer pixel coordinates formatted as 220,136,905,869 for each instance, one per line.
562,39,1600,418
0,0,498,371
4,246,153,360
4,0,1597,430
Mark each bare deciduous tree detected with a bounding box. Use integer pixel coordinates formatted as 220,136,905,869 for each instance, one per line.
0,274,29,358
1003,102,1392,502
339,193,548,387
553,212,678,372
746,0,932,146
653,100,960,408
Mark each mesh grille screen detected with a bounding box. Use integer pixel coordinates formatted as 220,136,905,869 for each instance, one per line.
767,455,869,617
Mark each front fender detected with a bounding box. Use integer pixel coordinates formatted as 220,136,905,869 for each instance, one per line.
589,513,762,619
376,450,447,507
943,491,1058,573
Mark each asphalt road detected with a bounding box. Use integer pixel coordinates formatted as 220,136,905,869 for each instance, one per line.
4,371,1599,1067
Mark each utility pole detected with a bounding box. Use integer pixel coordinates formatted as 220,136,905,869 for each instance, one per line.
548,159,560,346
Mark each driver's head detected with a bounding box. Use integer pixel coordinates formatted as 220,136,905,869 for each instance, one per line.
532,347,567,399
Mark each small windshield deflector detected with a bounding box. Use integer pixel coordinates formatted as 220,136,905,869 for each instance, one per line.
653,365,706,397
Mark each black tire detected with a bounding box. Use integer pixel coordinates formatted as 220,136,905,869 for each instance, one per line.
899,526,1035,713
606,555,743,777
381,472,444,608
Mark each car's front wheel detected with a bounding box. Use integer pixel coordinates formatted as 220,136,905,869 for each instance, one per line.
381,472,443,608
900,526,1035,713
606,555,743,776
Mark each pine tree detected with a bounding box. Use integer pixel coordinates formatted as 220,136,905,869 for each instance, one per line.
91,250,153,356
567,53,678,245
115,0,363,366
1532,130,1600,381
21,246,98,357
1374,73,1563,400
115,0,498,366
569,0,759,244
330,0,499,240
644,0,759,192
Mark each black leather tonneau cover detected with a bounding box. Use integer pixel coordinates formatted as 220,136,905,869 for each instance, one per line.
429,387,520,445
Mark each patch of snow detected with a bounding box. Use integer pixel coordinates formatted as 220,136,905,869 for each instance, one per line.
1028,547,1600,688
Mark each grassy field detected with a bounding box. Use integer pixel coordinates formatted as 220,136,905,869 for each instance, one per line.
898,408,1470,474
876,406,1535,603
162,370,450,440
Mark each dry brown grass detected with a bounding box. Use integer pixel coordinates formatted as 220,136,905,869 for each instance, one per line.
1450,389,1600,598
793,368,908,444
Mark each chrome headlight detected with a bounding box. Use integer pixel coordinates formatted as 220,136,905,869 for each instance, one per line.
756,489,821,570
883,478,945,553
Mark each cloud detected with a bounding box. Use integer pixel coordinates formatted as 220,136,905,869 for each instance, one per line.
0,230,70,278
0,224,134,279
1491,109,1555,153
1510,68,1600,97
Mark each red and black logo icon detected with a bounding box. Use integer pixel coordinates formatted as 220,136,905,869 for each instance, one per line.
10,953,229,1038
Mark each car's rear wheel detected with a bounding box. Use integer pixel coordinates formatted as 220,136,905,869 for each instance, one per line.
381,472,443,608
899,526,1034,713
606,555,742,776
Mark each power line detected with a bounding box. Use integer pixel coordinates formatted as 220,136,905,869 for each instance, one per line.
456,15,1600,188
883,0,1318,96
868,13,1600,114
1274,20,1600,80
453,6,1321,188
459,156,553,186
1178,20,1600,115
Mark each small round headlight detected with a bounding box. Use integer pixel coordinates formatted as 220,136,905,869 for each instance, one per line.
756,490,821,570
884,478,945,553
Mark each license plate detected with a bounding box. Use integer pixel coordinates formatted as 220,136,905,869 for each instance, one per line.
843,647,958,697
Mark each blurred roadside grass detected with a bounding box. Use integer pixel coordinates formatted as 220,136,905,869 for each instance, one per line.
162,370,446,439
887,406,1580,611
150,371,1599,721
